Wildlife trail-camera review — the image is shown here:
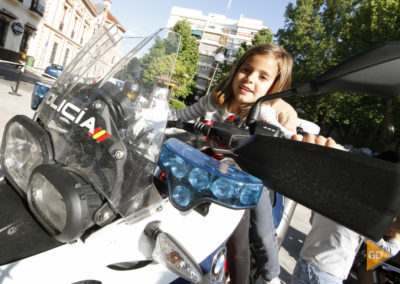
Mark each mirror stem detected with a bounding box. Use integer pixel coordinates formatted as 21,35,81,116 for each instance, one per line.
247,89,296,126
246,80,318,128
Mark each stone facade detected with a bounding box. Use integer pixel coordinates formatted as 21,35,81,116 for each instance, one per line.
0,0,125,69
0,0,43,62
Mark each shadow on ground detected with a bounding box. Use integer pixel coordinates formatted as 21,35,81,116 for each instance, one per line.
279,226,307,283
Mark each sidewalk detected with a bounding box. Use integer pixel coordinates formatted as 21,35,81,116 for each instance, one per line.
0,77,36,139
279,204,312,283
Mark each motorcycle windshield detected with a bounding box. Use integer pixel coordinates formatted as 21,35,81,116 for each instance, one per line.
37,25,180,221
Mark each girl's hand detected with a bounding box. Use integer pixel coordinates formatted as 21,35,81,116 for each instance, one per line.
291,133,338,149
386,227,400,239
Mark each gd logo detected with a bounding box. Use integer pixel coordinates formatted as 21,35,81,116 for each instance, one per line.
366,240,391,271
368,250,384,259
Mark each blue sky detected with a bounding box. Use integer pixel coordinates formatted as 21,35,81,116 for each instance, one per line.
103,0,293,38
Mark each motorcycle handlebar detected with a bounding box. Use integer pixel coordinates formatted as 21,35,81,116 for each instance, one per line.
167,119,255,149
167,119,211,137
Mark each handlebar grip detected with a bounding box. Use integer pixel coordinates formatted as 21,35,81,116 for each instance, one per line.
167,120,211,136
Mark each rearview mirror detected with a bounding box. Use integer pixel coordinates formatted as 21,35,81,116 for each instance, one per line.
247,41,400,125
242,41,400,241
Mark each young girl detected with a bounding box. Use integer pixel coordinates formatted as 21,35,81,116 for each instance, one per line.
169,44,297,284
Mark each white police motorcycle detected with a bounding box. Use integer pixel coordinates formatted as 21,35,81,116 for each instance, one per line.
1,23,400,284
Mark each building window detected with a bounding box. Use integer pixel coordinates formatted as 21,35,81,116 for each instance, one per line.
30,0,46,17
19,30,31,52
63,48,69,66
0,17,10,47
198,66,212,77
59,6,67,31
80,25,86,44
195,77,207,88
200,55,216,65
49,42,58,63
226,49,238,58
71,16,77,38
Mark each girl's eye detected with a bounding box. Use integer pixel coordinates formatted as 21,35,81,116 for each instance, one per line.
260,75,268,81
240,67,250,73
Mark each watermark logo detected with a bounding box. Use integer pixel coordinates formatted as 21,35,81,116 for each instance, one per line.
366,240,391,271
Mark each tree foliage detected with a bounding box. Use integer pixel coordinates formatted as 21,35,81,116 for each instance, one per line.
276,0,400,151
139,36,177,88
170,20,200,100
114,34,178,96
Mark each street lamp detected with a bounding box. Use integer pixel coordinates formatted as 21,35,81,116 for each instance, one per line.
206,52,225,95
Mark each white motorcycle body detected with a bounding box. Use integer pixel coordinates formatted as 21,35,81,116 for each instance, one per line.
0,198,243,284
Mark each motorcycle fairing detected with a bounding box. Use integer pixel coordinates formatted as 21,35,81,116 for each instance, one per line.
235,135,400,241
36,27,180,222
0,179,62,265
0,196,244,283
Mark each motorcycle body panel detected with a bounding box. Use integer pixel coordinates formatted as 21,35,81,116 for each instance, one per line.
0,190,243,283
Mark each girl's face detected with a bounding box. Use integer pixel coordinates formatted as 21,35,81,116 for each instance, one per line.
232,54,279,105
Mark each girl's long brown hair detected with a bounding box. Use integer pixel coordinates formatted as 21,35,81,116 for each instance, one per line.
212,44,293,120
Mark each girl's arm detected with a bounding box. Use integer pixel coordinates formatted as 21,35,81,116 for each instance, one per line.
375,237,400,257
168,95,218,121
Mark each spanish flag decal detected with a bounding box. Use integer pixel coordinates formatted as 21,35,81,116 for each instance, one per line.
89,127,111,142
366,240,391,271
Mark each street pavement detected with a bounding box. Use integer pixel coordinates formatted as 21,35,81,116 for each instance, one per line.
0,64,314,284
0,63,55,138
0,69,36,138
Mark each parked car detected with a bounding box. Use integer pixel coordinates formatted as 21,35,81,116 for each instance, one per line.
44,64,64,78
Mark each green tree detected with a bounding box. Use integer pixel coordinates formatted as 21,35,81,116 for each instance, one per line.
114,34,178,95
140,36,177,87
276,0,400,151
337,0,400,150
276,0,336,136
170,20,200,102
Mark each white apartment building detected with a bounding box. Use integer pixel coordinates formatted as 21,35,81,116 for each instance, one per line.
0,0,44,63
167,6,266,95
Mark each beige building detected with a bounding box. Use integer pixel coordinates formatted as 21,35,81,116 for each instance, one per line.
0,0,125,69
167,6,266,96
0,0,44,62
31,0,125,70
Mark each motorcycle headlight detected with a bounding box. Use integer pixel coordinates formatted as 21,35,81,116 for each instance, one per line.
0,115,53,195
158,138,263,211
27,164,103,243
